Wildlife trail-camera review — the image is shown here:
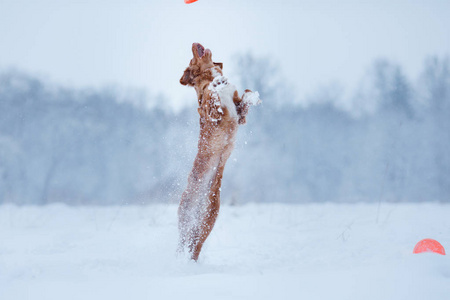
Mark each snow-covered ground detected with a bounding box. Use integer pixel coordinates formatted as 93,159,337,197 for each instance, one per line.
1,203,449,300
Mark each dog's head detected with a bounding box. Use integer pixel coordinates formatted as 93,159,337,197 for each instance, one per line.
180,43,223,86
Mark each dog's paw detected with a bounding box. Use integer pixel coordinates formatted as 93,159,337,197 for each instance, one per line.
242,90,262,106
209,76,228,92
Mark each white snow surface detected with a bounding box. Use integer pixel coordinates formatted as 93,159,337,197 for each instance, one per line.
1,203,449,300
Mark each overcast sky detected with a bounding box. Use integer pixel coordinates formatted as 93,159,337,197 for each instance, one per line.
1,0,449,108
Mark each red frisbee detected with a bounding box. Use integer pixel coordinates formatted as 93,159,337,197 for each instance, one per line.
185,0,198,3
413,239,446,255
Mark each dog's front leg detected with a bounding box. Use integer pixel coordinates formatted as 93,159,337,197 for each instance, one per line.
233,90,249,125
199,92,223,122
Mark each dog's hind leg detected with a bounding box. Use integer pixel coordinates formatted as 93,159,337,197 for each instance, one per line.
190,152,232,261
178,153,222,260
190,190,221,261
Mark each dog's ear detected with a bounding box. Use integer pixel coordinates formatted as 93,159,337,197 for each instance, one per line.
214,62,223,70
180,68,192,86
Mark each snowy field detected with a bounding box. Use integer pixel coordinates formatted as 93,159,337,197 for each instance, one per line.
1,203,449,300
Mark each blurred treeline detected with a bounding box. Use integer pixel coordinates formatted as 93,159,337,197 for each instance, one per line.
0,55,449,205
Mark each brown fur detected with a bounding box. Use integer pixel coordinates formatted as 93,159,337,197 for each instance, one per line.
178,43,251,261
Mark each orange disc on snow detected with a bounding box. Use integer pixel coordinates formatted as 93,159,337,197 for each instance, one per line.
413,239,446,255
185,0,198,3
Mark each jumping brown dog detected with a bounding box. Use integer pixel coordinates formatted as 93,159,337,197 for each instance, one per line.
178,43,260,261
